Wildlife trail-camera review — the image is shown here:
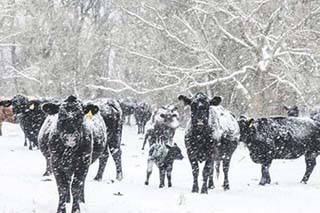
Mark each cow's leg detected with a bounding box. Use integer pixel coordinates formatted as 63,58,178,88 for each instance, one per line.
71,164,89,213
190,159,199,193
222,157,232,190
159,168,166,188
127,115,131,125
94,148,109,181
29,140,33,150
259,161,272,185
24,136,27,147
301,153,317,184
145,159,153,185
111,147,123,180
201,158,212,194
208,161,219,189
0,122,2,136
43,156,52,176
167,165,173,187
53,170,71,213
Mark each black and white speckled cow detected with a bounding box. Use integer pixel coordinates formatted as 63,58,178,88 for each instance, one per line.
39,95,107,213
178,92,239,193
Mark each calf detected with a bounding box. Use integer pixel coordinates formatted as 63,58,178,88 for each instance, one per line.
178,92,239,193
0,95,47,150
119,97,137,125
284,105,299,117
93,98,123,181
39,95,107,213
134,102,152,134
144,143,183,188
238,116,320,185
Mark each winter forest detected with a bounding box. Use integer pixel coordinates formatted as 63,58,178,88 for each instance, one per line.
1,0,319,116
1,1,320,213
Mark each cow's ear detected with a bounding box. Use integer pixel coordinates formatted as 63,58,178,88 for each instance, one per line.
84,104,99,116
165,144,172,149
42,103,60,115
248,118,255,128
210,96,222,106
0,100,12,107
178,95,191,105
160,113,165,118
283,106,289,110
293,105,298,110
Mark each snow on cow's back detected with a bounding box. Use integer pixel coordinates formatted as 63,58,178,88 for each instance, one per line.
209,105,240,140
94,98,122,117
84,112,107,146
38,114,58,142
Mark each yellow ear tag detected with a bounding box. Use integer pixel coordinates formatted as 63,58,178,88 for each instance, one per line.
29,103,35,110
86,110,93,120
249,121,254,128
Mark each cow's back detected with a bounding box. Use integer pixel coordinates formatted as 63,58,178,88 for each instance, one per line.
209,106,240,142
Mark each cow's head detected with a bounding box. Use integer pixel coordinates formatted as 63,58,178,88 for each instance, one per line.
178,92,221,128
166,143,184,160
238,115,255,143
0,95,42,120
284,105,299,117
157,105,180,129
42,95,99,147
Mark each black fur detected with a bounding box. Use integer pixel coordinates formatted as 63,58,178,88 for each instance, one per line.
179,92,239,193
0,95,47,150
39,95,107,213
238,116,320,185
134,102,152,134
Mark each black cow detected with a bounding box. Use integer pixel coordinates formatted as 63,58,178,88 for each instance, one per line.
93,98,123,181
144,143,183,188
134,102,152,134
39,95,107,213
119,97,137,125
284,105,299,117
0,95,47,150
178,92,239,193
238,116,320,185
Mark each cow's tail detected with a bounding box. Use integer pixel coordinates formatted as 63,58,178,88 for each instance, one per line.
215,160,221,180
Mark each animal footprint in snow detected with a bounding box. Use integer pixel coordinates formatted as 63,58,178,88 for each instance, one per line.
113,192,124,196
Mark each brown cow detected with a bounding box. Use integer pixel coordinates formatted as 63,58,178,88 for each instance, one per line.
0,97,16,136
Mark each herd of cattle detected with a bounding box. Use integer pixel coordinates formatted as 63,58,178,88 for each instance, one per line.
1,93,320,213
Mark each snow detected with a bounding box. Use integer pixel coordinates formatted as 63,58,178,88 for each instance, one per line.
0,123,320,213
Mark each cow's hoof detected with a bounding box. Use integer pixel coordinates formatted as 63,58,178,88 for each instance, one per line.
94,176,102,181
42,172,51,177
223,185,230,191
200,187,208,194
191,186,199,193
259,182,266,186
144,181,149,185
159,184,164,188
168,183,172,188
116,172,123,181
300,180,307,184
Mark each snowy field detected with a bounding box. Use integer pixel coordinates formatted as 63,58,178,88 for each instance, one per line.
0,122,320,213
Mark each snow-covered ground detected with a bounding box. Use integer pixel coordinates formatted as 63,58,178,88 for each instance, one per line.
0,123,319,213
